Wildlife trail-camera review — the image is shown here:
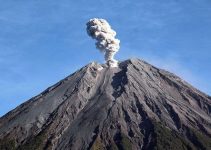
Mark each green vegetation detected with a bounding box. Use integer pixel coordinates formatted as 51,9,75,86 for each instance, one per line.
110,142,118,150
114,132,132,150
18,131,47,150
91,137,104,150
153,122,195,150
0,138,16,150
188,128,211,150
119,133,132,150
90,137,120,150
152,122,211,150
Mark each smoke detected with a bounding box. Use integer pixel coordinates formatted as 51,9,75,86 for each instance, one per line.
86,18,120,67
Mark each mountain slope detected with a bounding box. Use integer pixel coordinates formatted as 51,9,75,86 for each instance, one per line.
0,58,211,150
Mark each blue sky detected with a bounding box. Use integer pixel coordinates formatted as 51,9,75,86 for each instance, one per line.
0,0,211,116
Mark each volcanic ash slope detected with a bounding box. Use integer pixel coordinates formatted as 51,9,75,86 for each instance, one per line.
0,58,211,150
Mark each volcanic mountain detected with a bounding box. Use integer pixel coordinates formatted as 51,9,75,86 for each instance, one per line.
0,58,211,150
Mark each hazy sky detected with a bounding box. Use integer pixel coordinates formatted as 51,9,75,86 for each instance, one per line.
0,0,211,116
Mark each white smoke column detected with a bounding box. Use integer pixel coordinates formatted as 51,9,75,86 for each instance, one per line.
86,18,120,67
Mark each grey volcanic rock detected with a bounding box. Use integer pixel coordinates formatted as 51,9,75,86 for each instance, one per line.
0,58,211,150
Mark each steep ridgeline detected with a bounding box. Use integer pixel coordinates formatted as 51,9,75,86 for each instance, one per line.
0,58,211,150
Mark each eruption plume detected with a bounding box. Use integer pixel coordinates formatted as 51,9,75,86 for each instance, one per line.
86,18,120,67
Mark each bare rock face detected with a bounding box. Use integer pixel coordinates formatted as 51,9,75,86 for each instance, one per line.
0,58,211,150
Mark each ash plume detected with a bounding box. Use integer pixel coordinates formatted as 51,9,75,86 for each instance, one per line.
86,18,120,67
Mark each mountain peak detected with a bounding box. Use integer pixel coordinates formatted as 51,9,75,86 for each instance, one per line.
0,58,211,150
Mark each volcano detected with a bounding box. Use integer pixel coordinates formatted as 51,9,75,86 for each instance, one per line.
0,58,211,150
